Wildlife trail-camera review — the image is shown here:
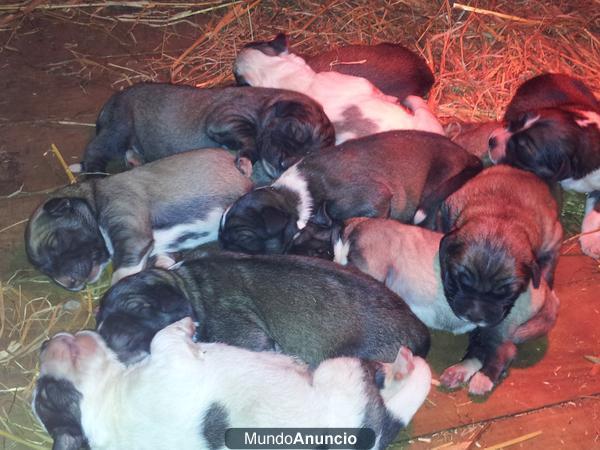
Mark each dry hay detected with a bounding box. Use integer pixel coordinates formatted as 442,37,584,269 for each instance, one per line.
1,1,599,448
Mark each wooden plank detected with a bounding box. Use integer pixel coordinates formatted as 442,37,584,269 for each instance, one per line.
395,395,600,449
403,253,600,436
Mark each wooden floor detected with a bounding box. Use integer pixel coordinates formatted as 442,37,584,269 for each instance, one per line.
393,252,600,449
0,13,598,450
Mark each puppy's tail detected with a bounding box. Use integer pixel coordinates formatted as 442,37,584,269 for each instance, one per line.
380,347,431,428
416,157,483,229
512,289,560,344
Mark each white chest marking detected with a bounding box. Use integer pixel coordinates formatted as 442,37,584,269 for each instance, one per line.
273,165,313,229
152,207,224,255
560,168,600,193
99,226,114,256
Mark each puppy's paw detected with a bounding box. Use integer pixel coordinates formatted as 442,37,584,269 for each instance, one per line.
392,346,415,380
125,149,144,168
440,358,482,389
580,232,600,259
154,254,177,269
440,365,471,388
169,317,196,339
468,372,494,395
402,95,428,114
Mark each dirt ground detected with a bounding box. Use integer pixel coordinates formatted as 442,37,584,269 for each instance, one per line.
0,4,599,450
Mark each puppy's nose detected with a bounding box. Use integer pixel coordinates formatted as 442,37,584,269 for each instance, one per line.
488,136,497,149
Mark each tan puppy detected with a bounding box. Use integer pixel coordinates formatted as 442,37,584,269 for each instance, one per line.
439,165,563,317
334,218,560,395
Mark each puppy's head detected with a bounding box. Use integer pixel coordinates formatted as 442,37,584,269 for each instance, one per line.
33,330,117,450
96,269,193,363
33,377,86,450
488,108,597,182
257,97,335,178
439,231,539,327
25,198,110,291
219,188,300,254
233,33,290,86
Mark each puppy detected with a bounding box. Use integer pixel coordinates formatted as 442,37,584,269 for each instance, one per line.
335,218,559,395
438,165,563,327
304,42,434,99
488,74,600,259
220,130,482,257
34,318,431,450
78,83,334,179
96,252,430,365
234,33,445,142
488,73,600,188
25,150,252,290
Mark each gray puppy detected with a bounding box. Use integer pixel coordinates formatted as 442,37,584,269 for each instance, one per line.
78,83,335,179
335,218,560,395
96,252,431,366
25,150,252,290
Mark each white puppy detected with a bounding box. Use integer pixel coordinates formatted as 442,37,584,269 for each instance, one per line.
33,318,431,450
234,34,445,142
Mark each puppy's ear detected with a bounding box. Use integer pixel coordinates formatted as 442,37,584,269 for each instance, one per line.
529,260,542,289
311,203,333,228
262,207,292,235
271,33,289,54
44,198,72,217
439,231,462,281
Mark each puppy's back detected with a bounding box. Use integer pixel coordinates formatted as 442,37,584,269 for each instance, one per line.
305,43,434,99
181,253,431,362
505,73,600,119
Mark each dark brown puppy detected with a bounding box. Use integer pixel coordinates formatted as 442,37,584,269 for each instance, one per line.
220,130,482,257
438,165,563,327
96,252,431,366
304,43,434,99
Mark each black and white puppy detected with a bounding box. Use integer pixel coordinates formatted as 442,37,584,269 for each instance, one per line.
335,218,559,395
96,252,430,365
488,73,600,258
78,83,335,179
304,42,434,99
437,165,563,327
234,34,445,142
25,150,253,290
33,318,431,450
220,130,482,257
